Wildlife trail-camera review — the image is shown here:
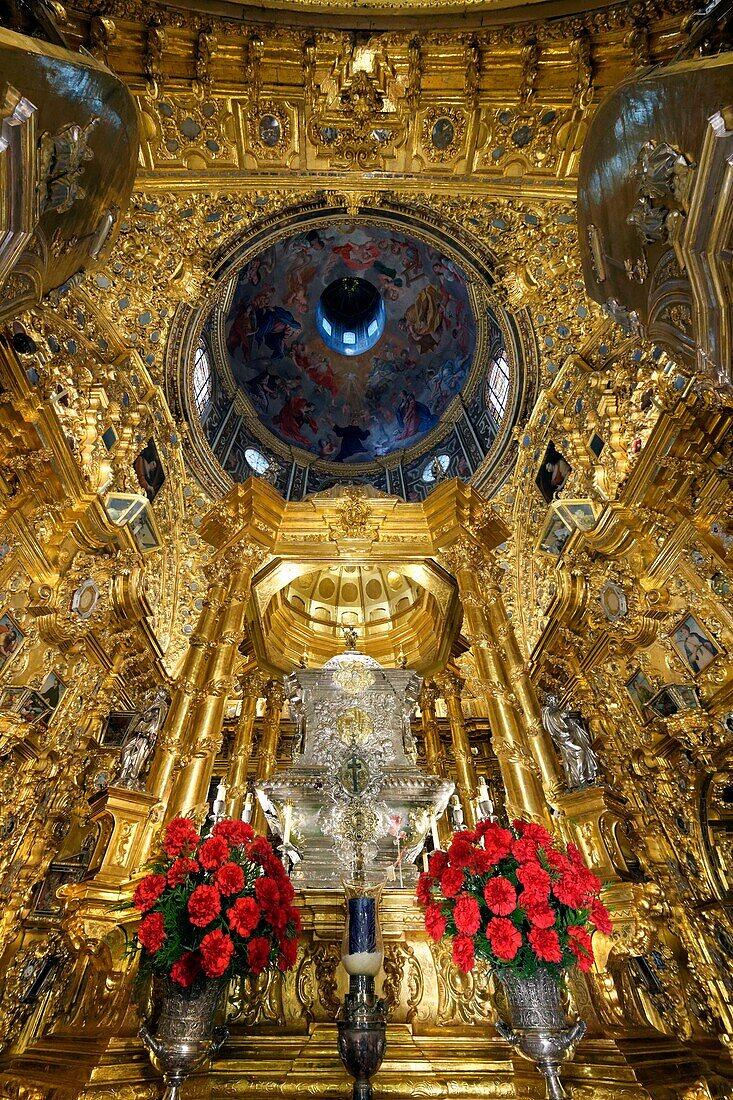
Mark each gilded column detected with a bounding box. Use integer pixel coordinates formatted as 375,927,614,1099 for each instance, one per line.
252,678,286,835
437,670,478,828
155,542,266,821
420,681,451,846
225,669,265,819
442,538,551,825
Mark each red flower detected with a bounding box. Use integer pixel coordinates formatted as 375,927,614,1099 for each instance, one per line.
170,951,201,988
286,907,302,935
188,884,221,927
483,876,517,916
452,934,475,973
213,819,255,846
164,817,200,858
167,858,199,888
424,903,448,942
199,835,230,871
227,896,261,937
448,834,474,870
523,899,556,928
247,836,273,865
568,925,594,971
511,837,540,863
278,934,298,971
454,894,482,935
248,936,271,975
486,917,522,961
278,876,295,904
514,820,554,848
529,926,563,963
133,874,166,912
200,928,235,978
481,824,513,864
216,861,245,896
138,911,166,952
552,871,587,910
516,862,550,897
428,850,448,877
566,842,584,866
255,876,280,912
589,897,613,935
416,872,434,906
440,867,465,898
545,847,572,875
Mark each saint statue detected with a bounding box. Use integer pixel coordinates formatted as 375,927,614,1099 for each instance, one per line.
541,694,598,790
115,688,168,791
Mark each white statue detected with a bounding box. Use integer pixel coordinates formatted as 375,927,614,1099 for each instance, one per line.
115,689,168,790
541,694,598,790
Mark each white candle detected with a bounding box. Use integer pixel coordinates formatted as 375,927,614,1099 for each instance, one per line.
422,850,429,873
242,792,254,823
430,815,440,851
282,802,293,847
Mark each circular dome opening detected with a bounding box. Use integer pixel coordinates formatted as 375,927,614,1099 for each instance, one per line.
316,276,385,357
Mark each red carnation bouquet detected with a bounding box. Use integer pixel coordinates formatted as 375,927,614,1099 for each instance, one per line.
131,817,301,988
416,819,612,979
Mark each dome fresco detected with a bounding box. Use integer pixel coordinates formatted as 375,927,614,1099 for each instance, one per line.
221,224,476,463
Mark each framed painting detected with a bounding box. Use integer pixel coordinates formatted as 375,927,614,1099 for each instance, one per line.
38,672,66,711
670,612,722,676
100,711,137,748
134,438,166,503
535,441,572,504
625,669,655,718
18,691,52,726
0,611,25,673
537,510,573,557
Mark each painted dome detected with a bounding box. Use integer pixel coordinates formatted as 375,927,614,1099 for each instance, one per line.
220,224,476,463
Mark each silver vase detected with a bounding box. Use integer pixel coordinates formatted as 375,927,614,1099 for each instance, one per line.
139,978,229,1100
495,969,586,1100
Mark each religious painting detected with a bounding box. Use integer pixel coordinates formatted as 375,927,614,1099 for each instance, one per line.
38,672,66,711
0,611,24,673
222,224,477,463
535,441,572,503
537,510,572,557
100,711,137,748
18,691,52,726
0,686,26,713
134,438,165,502
648,684,701,719
31,862,82,916
625,669,655,717
671,612,722,675
557,500,601,532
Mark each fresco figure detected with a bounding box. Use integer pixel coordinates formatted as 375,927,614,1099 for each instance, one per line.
274,397,317,446
333,422,370,462
326,239,381,273
400,284,447,353
396,390,438,439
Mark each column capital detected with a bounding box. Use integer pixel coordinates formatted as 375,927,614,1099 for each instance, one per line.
238,669,267,700
264,678,286,709
436,670,465,701
420,681,440,709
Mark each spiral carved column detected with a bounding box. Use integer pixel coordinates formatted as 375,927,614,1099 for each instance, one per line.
154,543,266,821
442,538,551,825
436,670,478,828
225,669,265,819
252,679,286,836
420,682,451,846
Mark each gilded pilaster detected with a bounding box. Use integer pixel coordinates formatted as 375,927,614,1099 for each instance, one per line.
252,678,286,835
436,670,478,829
420,682,451,846
159,542,267,821
226,669,266,818
442,538,550,825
